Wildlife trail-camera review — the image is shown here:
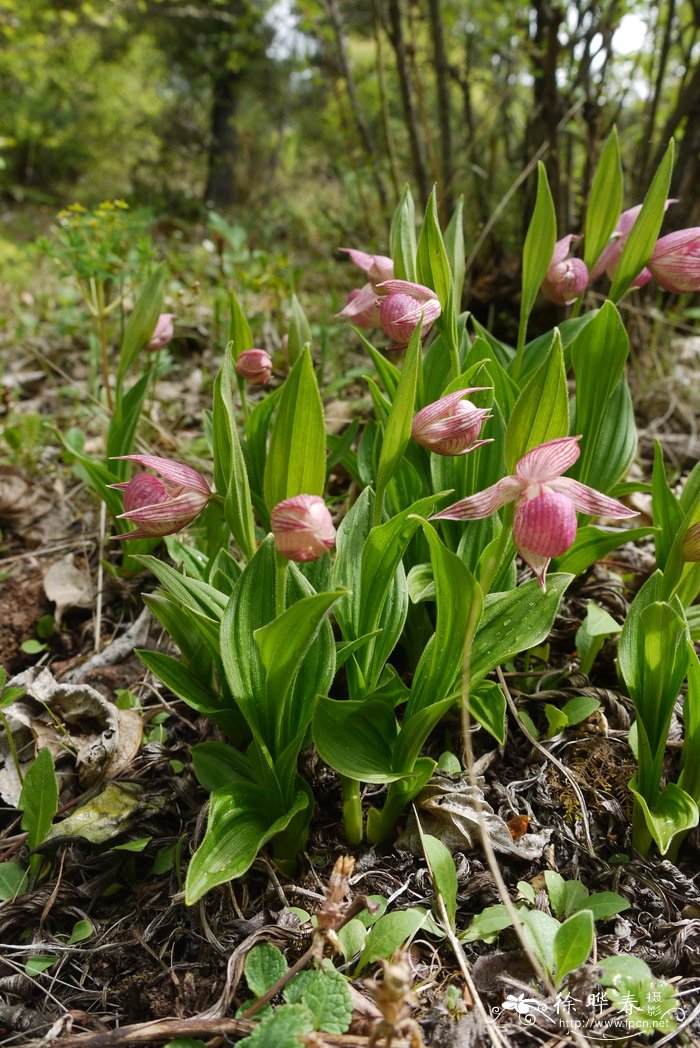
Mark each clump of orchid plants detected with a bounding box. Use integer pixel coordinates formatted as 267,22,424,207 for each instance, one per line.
81,128,698,904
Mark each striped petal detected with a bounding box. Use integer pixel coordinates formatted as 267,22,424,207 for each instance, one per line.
340,247,375,273
376,279,439,303
549,477,638,519
514,437,582,484
111,455,211,496
430,476,521,521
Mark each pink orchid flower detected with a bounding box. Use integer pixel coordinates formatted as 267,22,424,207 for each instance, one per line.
236,348,273,385
431,436,637,589
147,313,176,351
411,388,492,456
110,455,211,540
541,235,589,306
271,494,336,562
590,199,677,287
337,248,395,329
377,279,441,348
648,228,700,294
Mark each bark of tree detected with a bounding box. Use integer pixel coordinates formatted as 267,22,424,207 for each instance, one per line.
426,0,454,213
525,0,564,230
204,66,240,207
638,0,677,187
385,0,430,203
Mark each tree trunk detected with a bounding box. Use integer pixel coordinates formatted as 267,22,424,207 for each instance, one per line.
525,0,563,230
426,0,453,213
386,0,430,203
205,66,240,208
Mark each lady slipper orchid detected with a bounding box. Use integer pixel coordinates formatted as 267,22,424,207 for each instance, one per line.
271,494,336,562
541,236,589,305
147,313,176,351
431,436,637,589
337,248,394,329
236,348,273,385
590,199,676,287
411,388,492,456
377,280,441,348
110,455,211,540
647,228,700,293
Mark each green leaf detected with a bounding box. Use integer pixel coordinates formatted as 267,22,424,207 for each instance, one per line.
552,525,654,576
419,830,458,930
264,347,326,510
417,186,452,310
519,163,556,333
238,1003,314,1048
0,861,28,900
628,781,698,855
287,294,312,365
562,696,601,725
245,943,289,998
185,786,309,903
584,128,623,270
191,742,255,791
609,140,675,302
313,697,397,783
25,955,56,977
470,575,573,686
521,909,559,976
469,680,506,744
229,289,253,358
337,919,367,962
66,919,93,945
569,302,630,489
356,908,428,973
460,904,512,943
287,967,352,1033
544,704,568,738
374,323,422,522
577,891,629,921
651,442,684,570
444,196,465,317
117,266,165,383
575,601,621,675
543,871,568,919
212,346,257,559
505,330,568,471
553,909,594,986
107,370,153,468
137,649,241,737
390,184,417,282
19,748,58,851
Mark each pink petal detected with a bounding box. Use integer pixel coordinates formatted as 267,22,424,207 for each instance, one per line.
549,477,638,518
551,234,580,266
411,388,490,429
340,247,375,273
337,283,381,326
376,279,439,303
112,455,211,496
117,491,209,525
514,437,582,484
430,476,521,521
648,227,700,293
517,549,551,590
513,492,578,557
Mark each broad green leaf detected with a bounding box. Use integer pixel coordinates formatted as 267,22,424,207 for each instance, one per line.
576,891,629,921
419,830,458,930
25,955,56,977
544,705,568,737
553,525,654,575
407,522,481,716
137,649,242,738
629,781,698,855
575,601,621,676
470,575,573,686
374,323,422,522
553,909,594,986
469,680,506,744
521,909,559,976
543,871,567,919
356,908,428,973
42,782,164,846
192,742,256,791
19,748,58,851
106,370,152,471
572,376,637,495
66,919,93,945
517,162,556,352
229,289,253,358
185,786,309,903
287,967,352,1033
390,184,417,282
337,919,367,962
460,904,512,943
117,265,165,383
245,384,283,513
238,1003,314,1047
417,186,452,310
264,347,325,510
505,330,568,471
212,346,256,559
584,128,623,270
609,140,675,302
678,643,700,805
0,861,28,900
569,302,630,488
313,697,397,783
444,196,465,316
287,294,312,365
245,943,288,997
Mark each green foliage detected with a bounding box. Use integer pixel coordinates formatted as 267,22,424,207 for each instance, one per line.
598,956,679,1034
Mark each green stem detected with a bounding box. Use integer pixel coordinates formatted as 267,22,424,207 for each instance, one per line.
341,776,364,844
275,552,288,619
238,377,249,423
569,295,583,319
366,783,413,845
632,797,652,857
511,313,528,384
96,279,113,411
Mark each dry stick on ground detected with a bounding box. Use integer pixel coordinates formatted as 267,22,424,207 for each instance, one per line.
41,1022,414,1048
496,666,595,857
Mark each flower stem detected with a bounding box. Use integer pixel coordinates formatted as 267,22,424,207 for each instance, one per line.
341,776,364,844
275,552,288,619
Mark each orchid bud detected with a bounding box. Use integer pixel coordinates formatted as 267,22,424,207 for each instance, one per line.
147,313,175,351
377,280,441,348
109,455,211,540
341,248,394,292
541,237,589,305
682,521,700,562
648,228,700,294
338,285,381,328
411,388,492,456
236,348,273,385
271,494,336,562
513,491,578,558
